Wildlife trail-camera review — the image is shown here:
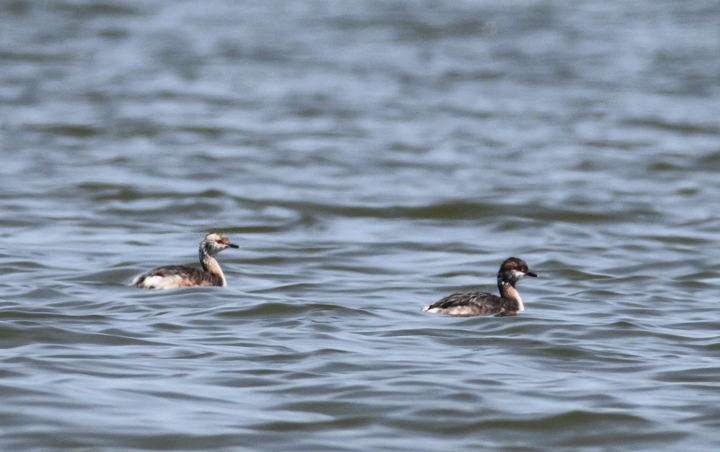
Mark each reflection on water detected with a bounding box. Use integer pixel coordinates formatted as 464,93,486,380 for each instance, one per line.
1,1,720,451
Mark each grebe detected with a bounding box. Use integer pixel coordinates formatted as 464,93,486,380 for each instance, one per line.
422,257,537,316
131,232,239,289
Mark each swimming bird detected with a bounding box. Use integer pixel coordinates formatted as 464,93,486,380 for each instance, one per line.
131,232,239,289
422,257,537,316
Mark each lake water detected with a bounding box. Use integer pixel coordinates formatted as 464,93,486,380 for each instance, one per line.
2,1,720,450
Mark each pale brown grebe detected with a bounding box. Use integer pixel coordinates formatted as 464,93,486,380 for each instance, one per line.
131,232,239,289
422,257,537,316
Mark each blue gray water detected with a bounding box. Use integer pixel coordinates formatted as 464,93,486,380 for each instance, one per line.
2,1,720,450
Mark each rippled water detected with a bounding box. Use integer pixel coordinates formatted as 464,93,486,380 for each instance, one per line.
2,1,720,450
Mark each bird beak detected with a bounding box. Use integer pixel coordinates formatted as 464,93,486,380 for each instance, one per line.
525,271,538,277
228,244,239,249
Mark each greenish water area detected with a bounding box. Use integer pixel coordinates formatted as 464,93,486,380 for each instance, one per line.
1,1,720,451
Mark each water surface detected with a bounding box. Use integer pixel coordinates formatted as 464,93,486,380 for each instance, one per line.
2,1,720,451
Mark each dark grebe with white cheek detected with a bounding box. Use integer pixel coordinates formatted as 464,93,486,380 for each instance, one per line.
422,257,537,316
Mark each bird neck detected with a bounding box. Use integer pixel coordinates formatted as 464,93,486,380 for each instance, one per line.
497,281,523,311
199,249,226,287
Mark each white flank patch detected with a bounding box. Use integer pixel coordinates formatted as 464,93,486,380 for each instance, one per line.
443,305,480,316
132,275,184,290
422,306,479,315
